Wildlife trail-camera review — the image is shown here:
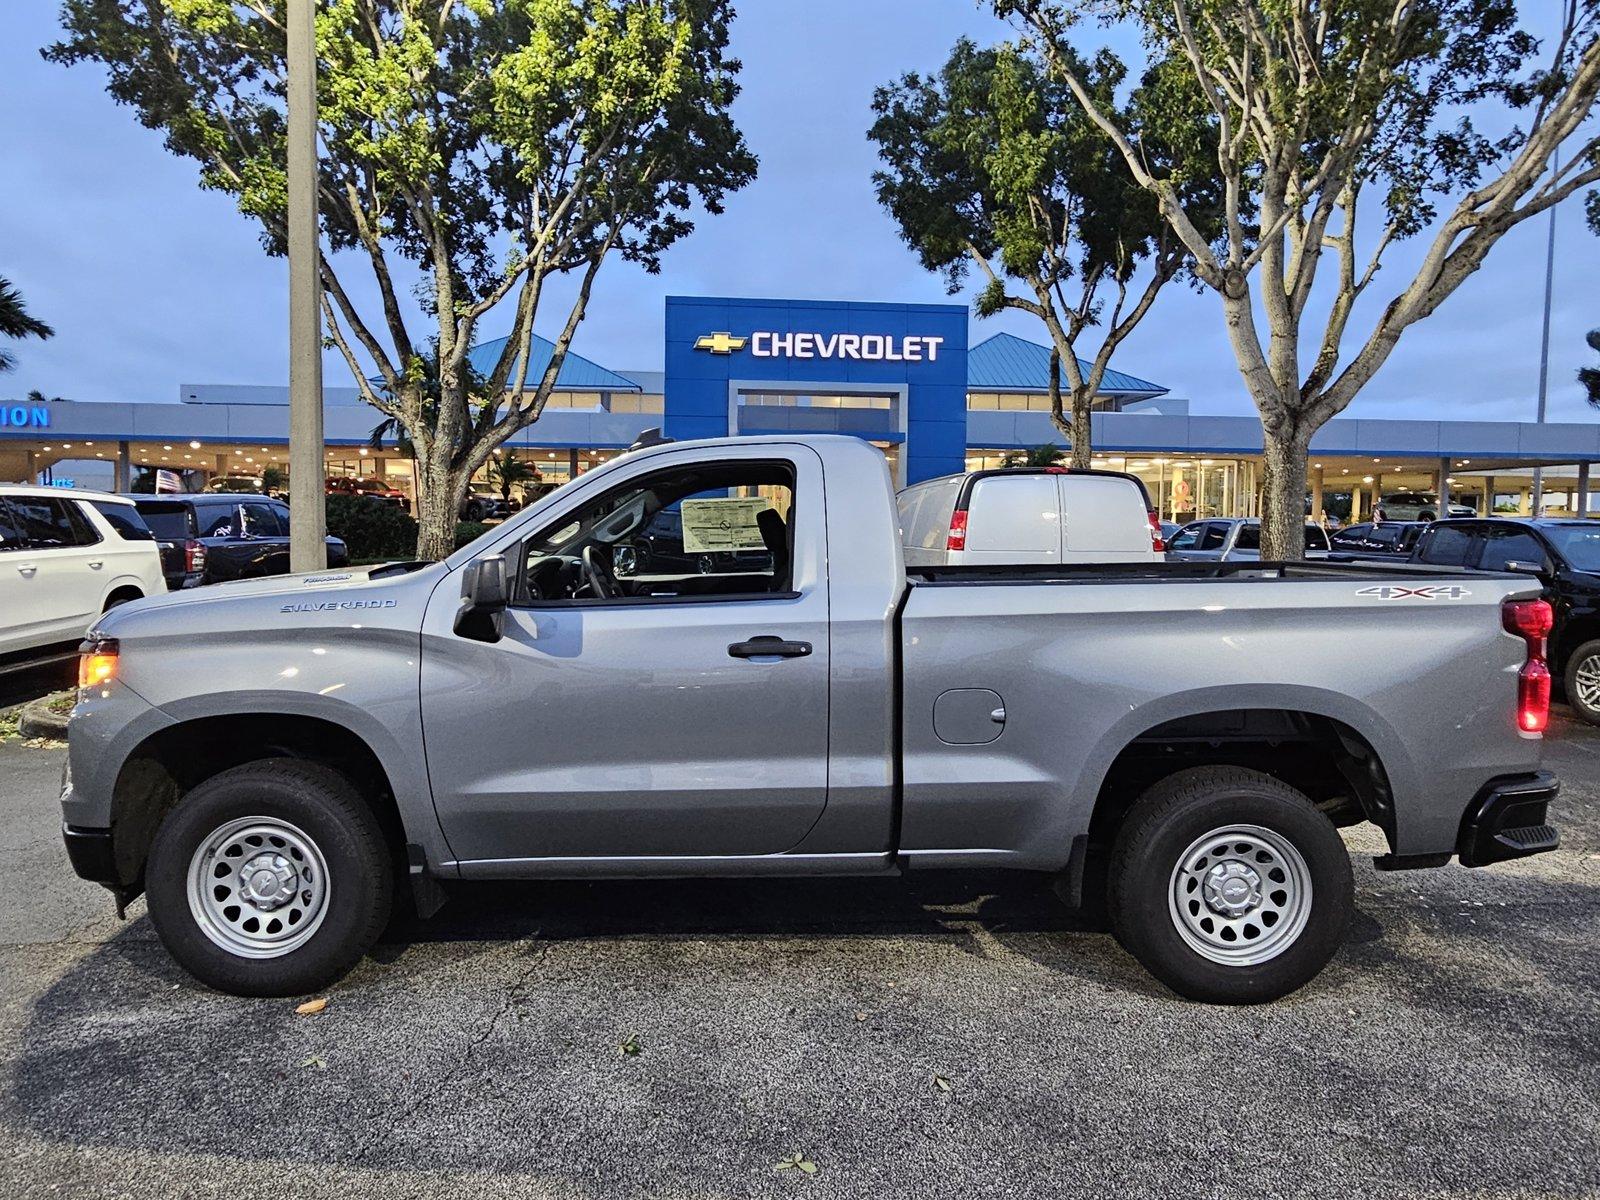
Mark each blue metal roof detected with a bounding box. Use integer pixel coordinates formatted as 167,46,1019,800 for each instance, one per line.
467,334,641,392
968,332,1168,397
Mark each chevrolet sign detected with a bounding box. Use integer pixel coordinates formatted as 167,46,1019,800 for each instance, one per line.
695,331,944,362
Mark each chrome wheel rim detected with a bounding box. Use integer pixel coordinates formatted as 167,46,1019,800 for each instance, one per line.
187,817,330,959
1574,653,1600,714
1168,824,1312,967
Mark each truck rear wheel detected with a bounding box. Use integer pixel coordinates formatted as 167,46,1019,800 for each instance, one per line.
1563,639,1600,725
1107,766,1352,1004
144,758,393,997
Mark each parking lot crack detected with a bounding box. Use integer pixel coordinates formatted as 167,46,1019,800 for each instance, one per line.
344,936,551,1165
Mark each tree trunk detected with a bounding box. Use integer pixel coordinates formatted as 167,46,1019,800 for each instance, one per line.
1069,387,1092,470
415,453,466,562
1259,417,1311,561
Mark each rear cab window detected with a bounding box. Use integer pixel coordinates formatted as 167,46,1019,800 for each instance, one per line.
0,497,26,551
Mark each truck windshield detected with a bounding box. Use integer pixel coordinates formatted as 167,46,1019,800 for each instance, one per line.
1545,525,1600,572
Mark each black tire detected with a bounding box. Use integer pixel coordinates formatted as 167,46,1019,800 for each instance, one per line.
102,589,143,612
1563,638,1600,726
1417,510,1435,521
1107,766,1353,1004
145,758,393,997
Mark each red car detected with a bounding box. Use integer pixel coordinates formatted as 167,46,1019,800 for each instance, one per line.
326,476,409,512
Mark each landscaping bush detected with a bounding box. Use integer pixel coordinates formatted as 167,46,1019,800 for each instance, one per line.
325,494,418,560
455,521,492,550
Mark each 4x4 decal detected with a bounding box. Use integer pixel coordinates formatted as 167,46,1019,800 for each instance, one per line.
1355,584,1473,600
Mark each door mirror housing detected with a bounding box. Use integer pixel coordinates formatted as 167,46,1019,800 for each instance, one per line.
454,554,509,642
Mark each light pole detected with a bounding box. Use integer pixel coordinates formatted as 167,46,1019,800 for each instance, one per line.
287,0,327,571
1530,148,1558,518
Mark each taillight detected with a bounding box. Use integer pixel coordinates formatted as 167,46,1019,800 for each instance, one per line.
946,509,969,552
1502,598,1554,733
184,539,207,573
1147,510,1166,553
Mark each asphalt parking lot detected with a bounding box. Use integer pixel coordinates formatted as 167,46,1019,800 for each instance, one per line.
0,708,1596,1198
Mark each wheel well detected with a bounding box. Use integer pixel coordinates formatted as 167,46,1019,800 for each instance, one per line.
103,585,145,610
1073,709,1393,909
109,713,404,888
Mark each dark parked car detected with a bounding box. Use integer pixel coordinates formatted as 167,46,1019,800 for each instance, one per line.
131,494,348,589
1327,520,1430,560
461,486,512,522
1412,517,1600,723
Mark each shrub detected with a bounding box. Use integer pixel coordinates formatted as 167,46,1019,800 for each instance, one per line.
325,494,418,560
455,521,493,550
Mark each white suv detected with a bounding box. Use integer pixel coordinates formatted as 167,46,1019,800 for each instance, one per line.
0,485,166,663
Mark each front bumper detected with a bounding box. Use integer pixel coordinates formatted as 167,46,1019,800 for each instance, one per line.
1457,771,1561,867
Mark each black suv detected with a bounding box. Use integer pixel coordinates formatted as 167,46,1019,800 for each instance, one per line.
131,494,348,589
1412,517,1600,723
1327,520,1430,560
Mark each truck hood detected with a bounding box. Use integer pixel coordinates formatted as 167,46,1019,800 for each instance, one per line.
94,561,450,633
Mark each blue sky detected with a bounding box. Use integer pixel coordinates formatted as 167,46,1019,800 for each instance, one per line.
0,0,1594,425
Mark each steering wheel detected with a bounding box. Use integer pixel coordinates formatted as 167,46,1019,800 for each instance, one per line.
581,543,620,600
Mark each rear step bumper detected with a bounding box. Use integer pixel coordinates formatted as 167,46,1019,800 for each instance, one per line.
1457,772,1561,867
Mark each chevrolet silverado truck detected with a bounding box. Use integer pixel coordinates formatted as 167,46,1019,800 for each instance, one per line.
60,435,1561,1004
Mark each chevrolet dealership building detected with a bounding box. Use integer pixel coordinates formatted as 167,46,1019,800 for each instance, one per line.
2,294,1595,522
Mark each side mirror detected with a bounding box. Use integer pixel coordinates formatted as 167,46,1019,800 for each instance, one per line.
454,555,508,643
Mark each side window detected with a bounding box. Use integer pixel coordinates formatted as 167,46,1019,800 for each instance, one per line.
88,500,155,541
240,502,285,537
1233,524,1261,551
518,460,796,604
1478,527,1547,571
1417,525,1477,567
1305,525,1330,550
8,495,96,548
196,503,239,538
1168,523,1203,551
0,498,25,551
1364,525,1399,547
1198,523,1228,551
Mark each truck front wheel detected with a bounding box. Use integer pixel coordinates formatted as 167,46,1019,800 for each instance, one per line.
144,758,393,997
1107,766,1353,1004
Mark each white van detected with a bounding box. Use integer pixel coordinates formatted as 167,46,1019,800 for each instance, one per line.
1,485,166,665
897,468,1163,567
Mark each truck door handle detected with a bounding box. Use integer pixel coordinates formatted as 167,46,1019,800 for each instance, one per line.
17,564,36,576
728,636,812,660
87,561,103,569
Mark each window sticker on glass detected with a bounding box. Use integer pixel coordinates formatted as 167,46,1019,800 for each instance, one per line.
680,497,770,553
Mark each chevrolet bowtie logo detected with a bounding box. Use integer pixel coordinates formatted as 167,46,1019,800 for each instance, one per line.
694,331,748,354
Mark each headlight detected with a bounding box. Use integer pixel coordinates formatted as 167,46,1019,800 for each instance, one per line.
78,635,119,696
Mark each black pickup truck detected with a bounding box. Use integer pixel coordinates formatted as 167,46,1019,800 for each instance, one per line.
130,494,348,589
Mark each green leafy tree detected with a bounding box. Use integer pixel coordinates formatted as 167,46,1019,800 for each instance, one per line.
1004,0,1600,557
49,0,756,558
870,39,1217,468
0,277,53,372
1001,442,1067,467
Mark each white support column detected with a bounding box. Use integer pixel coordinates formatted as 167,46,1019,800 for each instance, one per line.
1436,457,1451,516
1578,462,1591,517
115,440,131,492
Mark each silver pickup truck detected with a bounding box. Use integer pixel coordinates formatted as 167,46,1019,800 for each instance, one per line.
60,435,1561,1004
